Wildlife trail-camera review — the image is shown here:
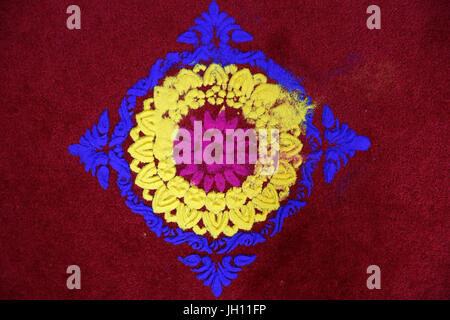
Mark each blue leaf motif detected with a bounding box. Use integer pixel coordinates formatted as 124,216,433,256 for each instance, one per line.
322,105,335,129
97,165,110,190
353,135,371,151
322,105,371,183
220,256,241,274
178,254,201,267
69,110,111,189
324,160,337,184
209,1,219,16
177,31,199,46
211,275,223,297
269,199,306,236
217,232,265,254
176,1,253,48
97,110,109,135
179,254,257,297
234,255,257,267
232,29,253,42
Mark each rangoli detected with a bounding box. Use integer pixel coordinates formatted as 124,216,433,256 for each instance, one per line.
69,1,370,297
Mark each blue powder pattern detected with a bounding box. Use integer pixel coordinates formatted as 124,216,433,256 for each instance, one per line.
69,1,370,296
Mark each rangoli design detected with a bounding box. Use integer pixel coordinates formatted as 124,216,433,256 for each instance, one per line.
69,2,370,297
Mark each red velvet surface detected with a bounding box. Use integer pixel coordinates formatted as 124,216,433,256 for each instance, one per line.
1,0,448,299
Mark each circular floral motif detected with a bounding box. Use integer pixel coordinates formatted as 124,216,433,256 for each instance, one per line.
128,63,314,238
176,109,254,193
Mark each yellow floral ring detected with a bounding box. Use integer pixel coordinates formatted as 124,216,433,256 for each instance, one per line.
128,63,314,238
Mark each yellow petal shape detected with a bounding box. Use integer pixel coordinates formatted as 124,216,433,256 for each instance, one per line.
128,136,154,163
292,155,303,168
254,209,270,222
153,86,179,112
252,183,279,212
193,63,206,73
203,63,229,88
167,176,190,198
130,159,141,173
223,224,238,237
193,225,207,235
164,210,177,223
229,202,255,231
157,159,176,181
176,203,202,230
269,95,314,132
242,175,264,199
135,162,163,190
129,127,141,142
174,69,203,95
224,64,237,75
269,102,302,131
143,98,153,110
278,187,290,201
280,132,303,158
184,89,206,109
228,68,255,98
253,73,267,85
162,76,177,88
142,189,153,201
184,186,206,210
136,110,161,137
202,210,230,239
270,160,297,189
152,185,180,214
205,192,226,213
153,118,178,161
251,83,281,109
225,187,247,210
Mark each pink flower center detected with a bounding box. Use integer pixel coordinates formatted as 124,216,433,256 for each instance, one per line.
174,106,255,193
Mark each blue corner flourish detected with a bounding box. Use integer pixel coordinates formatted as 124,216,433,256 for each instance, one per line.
322,105,371,183
69,110,110,190
178,254,257,297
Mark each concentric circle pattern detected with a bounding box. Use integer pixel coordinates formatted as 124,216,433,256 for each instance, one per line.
128,63,314,238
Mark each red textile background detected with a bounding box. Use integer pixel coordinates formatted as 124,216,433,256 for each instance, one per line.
0,0,448,299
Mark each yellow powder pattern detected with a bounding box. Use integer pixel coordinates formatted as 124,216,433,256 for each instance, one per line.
128,63,314,238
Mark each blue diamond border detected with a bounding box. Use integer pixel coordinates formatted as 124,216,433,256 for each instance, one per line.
68,1,370,296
